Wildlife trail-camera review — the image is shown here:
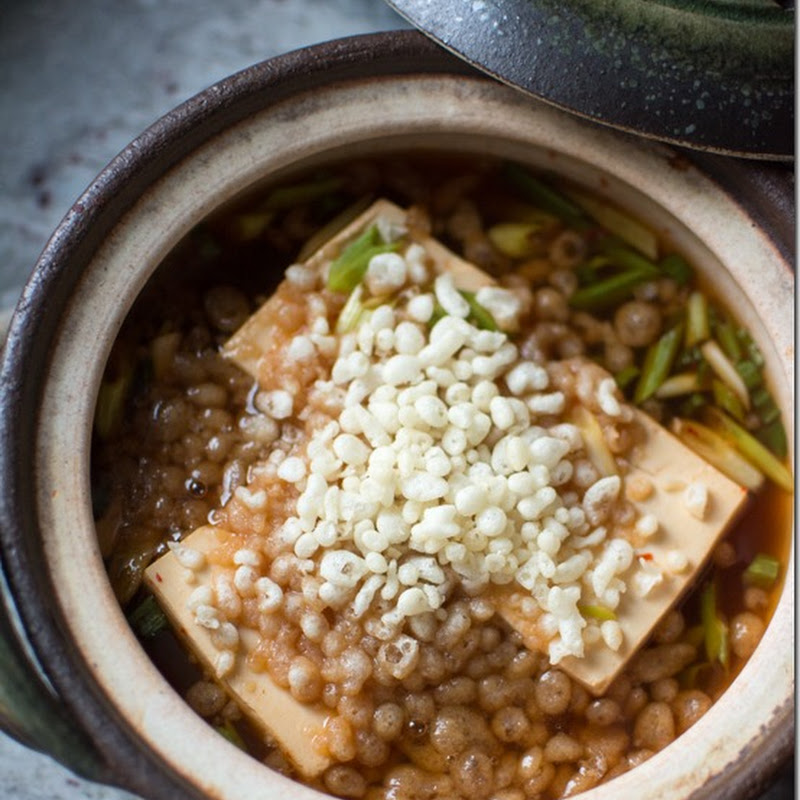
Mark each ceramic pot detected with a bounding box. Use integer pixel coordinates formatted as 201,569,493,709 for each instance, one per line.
0,30,793,800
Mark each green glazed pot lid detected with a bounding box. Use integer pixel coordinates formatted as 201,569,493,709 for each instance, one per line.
386,0,794,159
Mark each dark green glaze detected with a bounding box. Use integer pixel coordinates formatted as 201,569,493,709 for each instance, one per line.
386,0,793,157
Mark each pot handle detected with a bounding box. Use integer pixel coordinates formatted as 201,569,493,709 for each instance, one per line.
0,563,114,785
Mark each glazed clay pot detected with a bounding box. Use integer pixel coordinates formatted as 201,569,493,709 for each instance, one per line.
0,31,793,800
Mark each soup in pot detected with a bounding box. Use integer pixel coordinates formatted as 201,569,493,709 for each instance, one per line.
92,153,791,799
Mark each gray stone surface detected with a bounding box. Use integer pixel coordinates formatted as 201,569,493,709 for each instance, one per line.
0,1,792,798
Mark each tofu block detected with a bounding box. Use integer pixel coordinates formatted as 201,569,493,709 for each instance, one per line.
497,409,749,695
144,526,332,779
223,198,494,379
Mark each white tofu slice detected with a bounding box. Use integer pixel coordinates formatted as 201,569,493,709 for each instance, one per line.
497,410,749,695
222,198,494,379
144,526,331,779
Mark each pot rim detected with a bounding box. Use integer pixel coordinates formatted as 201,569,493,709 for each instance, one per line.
0,29,793,800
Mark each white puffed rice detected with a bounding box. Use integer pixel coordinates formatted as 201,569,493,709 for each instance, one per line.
256,389,294,420
168,542,206,572
683,482,709,520
366,252,408,296
189,228,687,672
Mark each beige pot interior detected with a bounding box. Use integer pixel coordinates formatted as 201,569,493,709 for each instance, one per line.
34,73,793,799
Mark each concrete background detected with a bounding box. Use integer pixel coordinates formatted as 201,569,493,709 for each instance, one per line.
0,0,792,798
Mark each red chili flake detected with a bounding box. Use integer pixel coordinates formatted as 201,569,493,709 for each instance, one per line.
155,573,163,583
638,552,654,561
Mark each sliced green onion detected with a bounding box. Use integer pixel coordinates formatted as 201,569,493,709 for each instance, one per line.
756,419,788,460
675,345,702,371
335,285,366,334
737,327,765,367
569,269,654,312
685,291,710,348
578,604,617,621
634,324,684,404
700,340,750,411
672,417,764,490
659,253,694,286
735,359,763,391
678,392,709,418
216,720,248,752
231,211,275,241
501,163,589,228
562,187,659,259
711,378,746,423
297,194,374,261
571,405,618,477
599,239,663,278
460,291,499,331
655,372,706,399
751,387,781,426
679,661,714,691
614,365,640,391
128,595,169,639
487,222,546,258
428,300,448,328
326,225,401,293
712,317,743,363
704,407,793,493
263,176,343,211
743,553,780,589
95,369,134,440
701,582,729,670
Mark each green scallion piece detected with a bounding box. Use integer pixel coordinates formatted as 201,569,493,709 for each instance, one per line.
743,553,780,590
128,595,169,639
614,365,640,391
712,378,746,423
460,291,498,331
95,370,134,441
568,269,654,312
672,417,764,489
659,253,694,285
334,285,366,334
751,387,781,426
297,194,374,261
428,300,448,328
678,392,709,418
599,239,663,278
705,407,793,493
655,372,707,399
756,419,788,459
675,345,702,371
737,328,765,367
700,582,729,670
326,225,401,293
500,163,589,228
713,318,743,363
216,720,248,752
231,212,275,241
487,222,545,259
263,176,343,211
562,187,659,259
735,359,763,391
578,604,617,621
633,324,684,404
685,291,710,348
